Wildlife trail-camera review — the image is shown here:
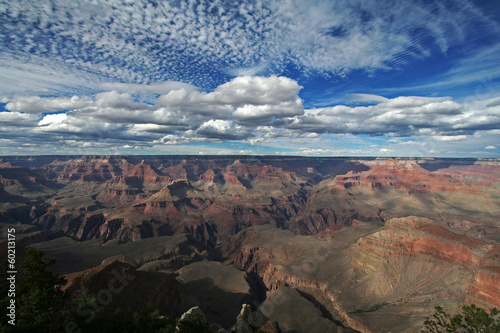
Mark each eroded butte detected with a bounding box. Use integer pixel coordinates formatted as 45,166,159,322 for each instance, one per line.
1,155,499,332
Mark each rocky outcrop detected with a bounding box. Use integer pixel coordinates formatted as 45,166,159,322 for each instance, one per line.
3,156,499,248
357,217,500,309
176,304,282,333
357,217,500,268
41,156,134,181
176,306,208,330
0,162,55,200
3,156,500,333
175,260,252,328
432,160,500,181
221,217,500,332
334,159,491,194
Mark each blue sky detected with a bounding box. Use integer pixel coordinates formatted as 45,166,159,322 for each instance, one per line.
0,0,499,157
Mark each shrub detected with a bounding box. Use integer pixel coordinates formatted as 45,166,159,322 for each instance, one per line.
423,304,500,333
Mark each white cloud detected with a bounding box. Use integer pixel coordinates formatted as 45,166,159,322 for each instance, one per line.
198,119,234,132
158,76,302,107
158,134,203,145
131,123,181,134
298,148,336,155
95,91,151,110
197,119,250,140
287,95,500,138
232,101,303,120
379,148,395,154
0,111,39,126
158,75,304,121
0,76,306,147
38,113,67,126
399,141,424,146
0,55,102,97
225,63,268,77
212,76,302,106
379,96,449,109
350,94,389,104
430,135,467,142
386,138,400,143
6,95,92,113
0,76,499,156
485,145,497,149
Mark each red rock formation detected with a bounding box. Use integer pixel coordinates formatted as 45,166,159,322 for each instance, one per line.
41,156,134,181
125,161,169,182
468,268,500,309
225,159,262,179
357,216,500,308
199,168,216,182
433,160,500,181
334,159,486,194
94,162,171,206
0,162,45,186
3,156,500,333
161,163,188,179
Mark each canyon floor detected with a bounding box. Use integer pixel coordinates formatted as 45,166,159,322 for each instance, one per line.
1,155,499,332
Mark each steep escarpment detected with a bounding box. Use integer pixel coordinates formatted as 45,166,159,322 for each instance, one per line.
1,156,498,248
29,158,314,244
431,159,500,181
1,156,499,332
357,217,500,269
299,158,500,238
0,162,44,187
41,155,134,182
0,162,56,197
221,216,500,333
356,217,500,309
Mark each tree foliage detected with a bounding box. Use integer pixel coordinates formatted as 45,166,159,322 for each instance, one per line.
0,248,212,333
423,304,500,333
1,248,68,332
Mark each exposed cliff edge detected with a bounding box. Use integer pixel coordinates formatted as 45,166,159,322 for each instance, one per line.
1,156,499,333
221,216,500,332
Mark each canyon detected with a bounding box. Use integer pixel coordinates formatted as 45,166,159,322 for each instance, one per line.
1,155,499,332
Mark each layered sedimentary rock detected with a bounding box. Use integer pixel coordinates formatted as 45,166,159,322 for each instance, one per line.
357,217,500,309
2,156,497,244
41,156,134,181
220,215,500,332
1,156,499,332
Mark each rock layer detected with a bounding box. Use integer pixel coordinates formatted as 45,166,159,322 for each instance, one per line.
1,156,499,332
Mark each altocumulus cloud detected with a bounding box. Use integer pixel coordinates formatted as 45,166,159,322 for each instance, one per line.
0,0,496,93
1,75,500,155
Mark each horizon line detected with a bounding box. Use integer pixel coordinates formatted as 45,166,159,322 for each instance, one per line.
1,154,499,160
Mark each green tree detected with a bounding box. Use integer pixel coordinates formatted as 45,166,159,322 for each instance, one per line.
0,248,213,333
1,248,68,332
423,304,500,333
17,248,67,332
